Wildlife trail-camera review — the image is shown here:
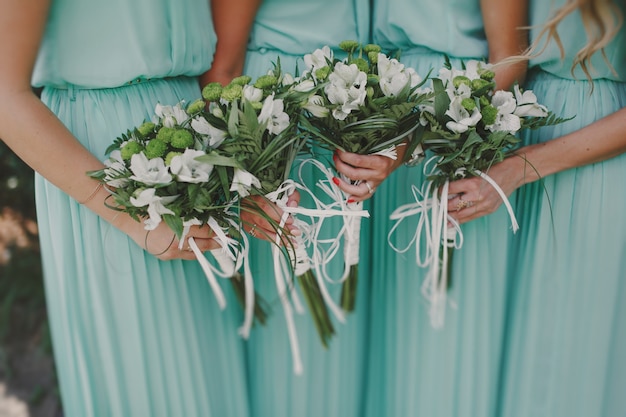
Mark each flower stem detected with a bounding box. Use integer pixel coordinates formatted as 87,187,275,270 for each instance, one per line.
340,264,358,312
230,272,269,326
297,269,335,348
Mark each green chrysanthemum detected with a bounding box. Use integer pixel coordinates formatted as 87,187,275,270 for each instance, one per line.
351,57,369,73
367,51,379,64
314,66,331,81
221,83,243,102
120,141,144,160
452,76,471,89
186,99,206,115
144,139,168,159
170,129,194,149
165,151,182,166
136,121,156,137
471,78,492,92
202,82,223,102
339,40,359,53
481,104,498,125
231,75,252,86
479,69,496,81
156,126,176,144
363,44,382,54
461,97,477,112
254,74,278,90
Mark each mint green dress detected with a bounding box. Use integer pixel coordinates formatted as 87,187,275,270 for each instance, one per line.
499,2,626,416
32,1,250,416
242,1,372,416
366,1,516,416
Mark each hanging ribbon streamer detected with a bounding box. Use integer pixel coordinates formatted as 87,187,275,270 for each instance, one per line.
388,157,518,328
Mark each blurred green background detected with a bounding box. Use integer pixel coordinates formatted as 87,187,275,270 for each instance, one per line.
0,141,61,416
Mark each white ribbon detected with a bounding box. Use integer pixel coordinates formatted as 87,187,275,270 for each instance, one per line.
388,157,518,328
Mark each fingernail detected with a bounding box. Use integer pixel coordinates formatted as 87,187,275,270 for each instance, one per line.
290,228,302,237
288,200,298,208
347,198,355,204
332,177,340,185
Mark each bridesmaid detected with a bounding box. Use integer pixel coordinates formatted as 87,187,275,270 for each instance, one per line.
333,1,528,416
234,1,372,416
0,0,280,415
447,1,626,416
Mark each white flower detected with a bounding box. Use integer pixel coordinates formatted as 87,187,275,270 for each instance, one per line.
169,149,213,183
513,85,549,117
191,115,227,148
281,73,296,87
103,150,130,188
242,85,264,103
446,82,472,101
130,188,178,230
230,168,261,197
486,90,521,133
292,79,316,93
258,94,290,135
464,60,492,81
445,97,482,134
154,102,189,127
325,62,367,120
438,66,466,87
378,54,409,97
129,153,172,185
303,95,330,117
303,46,333,73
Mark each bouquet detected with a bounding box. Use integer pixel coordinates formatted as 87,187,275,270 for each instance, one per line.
87,99,267,334
392,58,568,327
201,66,345,373
296,40,432,312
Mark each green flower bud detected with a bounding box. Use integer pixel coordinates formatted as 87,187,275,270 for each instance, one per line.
136,121,156,137
471,78,492,91
339,40,360,53
202,82,223,102
253,74,278,90
144,139,168,159
156,126,176,144
479,96,490,107
366,86,375,99
170,129,194,149
120,141,143,160
452,76,471,89
479,69,496,81
314,66,331,81
251,101,263,111
231,75,252,86
220,83,243,102
461,97,476,112
481,104,498,125
165,151,182,166
367,51,379,64
363,44,382,54
186,98,206,115
367,74,380,85
351,57,369,73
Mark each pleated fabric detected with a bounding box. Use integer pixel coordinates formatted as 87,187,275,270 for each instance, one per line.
242,1,373,416
32,1,251,415
499,62,626,417
365,1,519,415
36,78,251,417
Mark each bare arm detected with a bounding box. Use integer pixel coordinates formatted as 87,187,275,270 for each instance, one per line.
199,0,262,87
481,0,529,89
0,0,218,259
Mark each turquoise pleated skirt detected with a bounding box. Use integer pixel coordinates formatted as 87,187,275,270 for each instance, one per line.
499,71,626,417
35,77,250,417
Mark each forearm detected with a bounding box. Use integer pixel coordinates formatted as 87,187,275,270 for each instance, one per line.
200,0,262,86
512,107,626,184
481,0,529,90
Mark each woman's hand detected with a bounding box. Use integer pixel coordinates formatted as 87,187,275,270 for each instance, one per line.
241,191,301,245
140,221,221,261
447,154,527,224
332,145,407,203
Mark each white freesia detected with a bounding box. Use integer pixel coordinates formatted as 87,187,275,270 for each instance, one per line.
304,45,333,74
304,95,330,117
446,82,472,101
464,60,492,81
281,72,296,87
129,153,172,185
169,149,213,183
445,98,482,134
377,53,423,97
191,115,227,148
243,84,264,103
103,150,130,188
258,94,290,135
129,188,178,230
230,168,261,197
325,62,367,121
292,79,316,93
486,90,521,133
154,102,189,128
513,85,549,117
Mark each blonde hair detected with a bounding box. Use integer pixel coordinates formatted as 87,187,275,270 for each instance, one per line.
499,0,623,83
